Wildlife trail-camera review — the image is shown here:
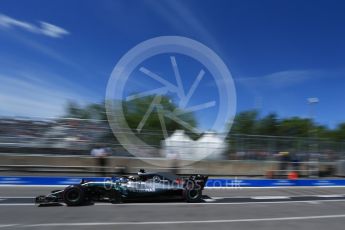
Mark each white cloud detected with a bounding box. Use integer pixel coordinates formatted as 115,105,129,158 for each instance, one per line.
39,21,69,38
146,1,221,53
0,71,98,118
0,13,69,38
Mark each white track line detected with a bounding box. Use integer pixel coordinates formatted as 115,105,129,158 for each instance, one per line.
251,196,290,200
0,225,18,228
0,195,343,201
106,199,345,206
2,199,345,206
316,195,345,198
0,204,34,206
0,197,34,199
15,214,345,227
0,195,345,206
0,185,66,187
1,195,345,199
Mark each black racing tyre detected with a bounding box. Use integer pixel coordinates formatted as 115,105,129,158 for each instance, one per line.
183,180,202,203
63,185,85,206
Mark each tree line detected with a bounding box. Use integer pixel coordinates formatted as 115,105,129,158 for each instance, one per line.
65,99,345,143
232,110,345,141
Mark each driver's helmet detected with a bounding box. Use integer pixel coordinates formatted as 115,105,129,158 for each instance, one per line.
138,169,146,175
137,169,147,181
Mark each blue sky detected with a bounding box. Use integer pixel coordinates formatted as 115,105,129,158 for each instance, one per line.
0,0,345,130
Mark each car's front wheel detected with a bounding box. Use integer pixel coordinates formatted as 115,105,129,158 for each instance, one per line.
63,185,85,206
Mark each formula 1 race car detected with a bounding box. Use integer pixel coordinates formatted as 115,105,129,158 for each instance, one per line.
35,170,208,206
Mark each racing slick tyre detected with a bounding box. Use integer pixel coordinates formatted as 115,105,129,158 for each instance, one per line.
183,180,202,203
63,185,86,206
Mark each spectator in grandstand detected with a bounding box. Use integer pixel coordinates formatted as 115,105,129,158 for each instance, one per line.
291,152,300,171
279,151,290,171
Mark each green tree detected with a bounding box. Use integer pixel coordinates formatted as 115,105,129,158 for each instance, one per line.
255,113,279,136
315,125,331,139
231,110,259,135
65,96,198,146
123,95,198,145
65,101,106,120
277,117,313,137
332,123,345,141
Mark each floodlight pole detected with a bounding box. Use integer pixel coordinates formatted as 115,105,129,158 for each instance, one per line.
308,97,319,123
307,97,319,177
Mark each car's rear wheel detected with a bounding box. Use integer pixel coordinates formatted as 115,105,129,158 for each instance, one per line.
184,180,202,203
63,185,85,206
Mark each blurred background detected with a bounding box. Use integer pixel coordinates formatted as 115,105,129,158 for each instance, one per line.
1,0,345,179
1,102,344,178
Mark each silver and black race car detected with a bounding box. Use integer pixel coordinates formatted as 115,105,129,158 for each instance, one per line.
35,169,208,206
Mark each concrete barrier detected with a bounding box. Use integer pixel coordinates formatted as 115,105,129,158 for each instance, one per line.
0,154,277,176
0,154,335,177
